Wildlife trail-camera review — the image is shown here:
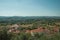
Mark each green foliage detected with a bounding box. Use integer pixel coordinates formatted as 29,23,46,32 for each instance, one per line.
0,16,60,40
0,27,12,40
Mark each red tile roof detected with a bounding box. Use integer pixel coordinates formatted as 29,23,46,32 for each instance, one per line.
26,27,44,33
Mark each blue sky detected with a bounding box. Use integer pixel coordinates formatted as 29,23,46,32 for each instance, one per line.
0,0,60,16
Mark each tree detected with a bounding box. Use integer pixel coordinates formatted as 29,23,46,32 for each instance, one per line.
0,27,12,40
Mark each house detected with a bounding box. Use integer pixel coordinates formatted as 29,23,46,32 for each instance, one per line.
8,29,20,34
53,26,59,32
26,27,44,36
11,24,19,29
8,24,20,33
9,24,19,29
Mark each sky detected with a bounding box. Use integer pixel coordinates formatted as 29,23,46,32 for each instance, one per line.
0,0,60,16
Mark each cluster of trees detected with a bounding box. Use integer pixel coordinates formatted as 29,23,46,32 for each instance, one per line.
0,16,60,25
0,27,12,40
0,27,60,40
0,16,60,40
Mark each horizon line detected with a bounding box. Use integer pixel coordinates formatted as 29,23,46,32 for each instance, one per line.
0,15,60,17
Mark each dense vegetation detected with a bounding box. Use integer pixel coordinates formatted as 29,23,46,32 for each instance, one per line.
0,27,60,40
0,16,60,40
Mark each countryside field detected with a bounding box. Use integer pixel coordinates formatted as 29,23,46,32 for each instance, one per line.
0,16,60,40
